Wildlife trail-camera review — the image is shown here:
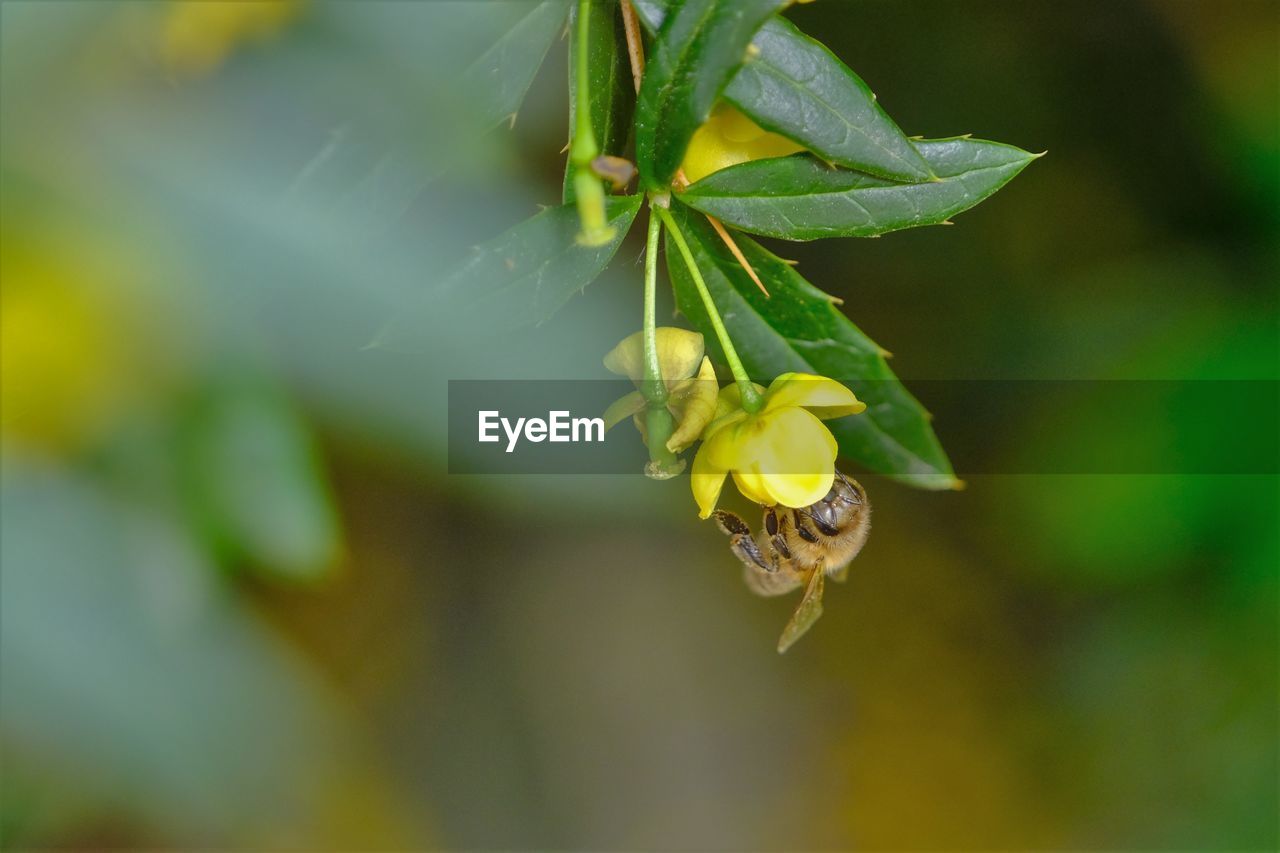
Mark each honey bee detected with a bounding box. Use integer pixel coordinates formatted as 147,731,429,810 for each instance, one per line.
713,471,870,653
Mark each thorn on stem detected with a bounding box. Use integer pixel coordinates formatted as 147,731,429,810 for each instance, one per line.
707,215,769,297
620,0,645,95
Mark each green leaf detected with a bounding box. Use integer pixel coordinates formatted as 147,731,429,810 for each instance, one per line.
179,377,342,582
630,1,931,181
665,203,956,487
374,195,642,347
564,0,635,203
635,0,785,187
723,17,932,181
677,139,1039,240
462,0,571,130
629,3,931,180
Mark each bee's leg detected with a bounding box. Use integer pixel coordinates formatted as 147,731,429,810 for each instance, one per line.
792,513,821,543
713,510,769,572
763,507,792,560
717,509,801,597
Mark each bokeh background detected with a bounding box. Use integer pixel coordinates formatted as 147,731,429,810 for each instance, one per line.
2,1,1277,849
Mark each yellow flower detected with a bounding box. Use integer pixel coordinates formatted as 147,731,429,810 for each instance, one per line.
680,104,806,183
603,328,719,454
691,374,865,518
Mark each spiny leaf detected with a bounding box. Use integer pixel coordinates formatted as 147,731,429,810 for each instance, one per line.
677,139,1039,240
462,0,571,130
630,0,931,181
374,195,642,348
665,203,957,487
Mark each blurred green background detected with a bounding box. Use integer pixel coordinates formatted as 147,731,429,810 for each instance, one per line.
1,1,1276,849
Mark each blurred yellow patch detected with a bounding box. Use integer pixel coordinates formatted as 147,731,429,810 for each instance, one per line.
0,240,156,452
680,104,806,184
160,0,301,77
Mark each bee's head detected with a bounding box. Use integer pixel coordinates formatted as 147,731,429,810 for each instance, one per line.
808,473,867,534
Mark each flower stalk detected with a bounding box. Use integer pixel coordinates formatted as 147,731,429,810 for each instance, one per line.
641,206,680,474
655,206,764,413
641,207,666,406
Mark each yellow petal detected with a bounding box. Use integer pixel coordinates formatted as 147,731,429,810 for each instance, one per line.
731,469,775,506
603,327,704,385
700,405,750,445
690,440,729,519
764,373,866,420
716,381,769,411
755,466,835,509
740,407,837,508
665,357,720,453
602,391,647,431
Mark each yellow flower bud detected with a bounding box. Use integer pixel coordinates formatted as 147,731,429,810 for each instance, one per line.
603,327,704,387
664,356,718,453
680,105,805,184
602,329,723,461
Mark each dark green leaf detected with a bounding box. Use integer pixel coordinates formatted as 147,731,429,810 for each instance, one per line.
374,195,643,347
630,1,931,181
665,203,956,487
723,17,931,181
462,0,571,130
635,0,785,186
564,0,635,203
677,139,1039,240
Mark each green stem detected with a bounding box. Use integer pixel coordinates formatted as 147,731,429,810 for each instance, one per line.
570,0,613,246
641,205,679,473
655,206,764,413
641,207,666,405
571,0,597,162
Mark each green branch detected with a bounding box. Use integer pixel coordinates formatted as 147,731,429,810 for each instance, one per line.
570,0,614,246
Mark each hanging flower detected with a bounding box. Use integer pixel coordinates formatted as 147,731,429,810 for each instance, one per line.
691,373,865,518
602,327,719,454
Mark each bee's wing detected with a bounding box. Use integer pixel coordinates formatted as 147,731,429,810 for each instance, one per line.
776,565,825,654
743,563,801,597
